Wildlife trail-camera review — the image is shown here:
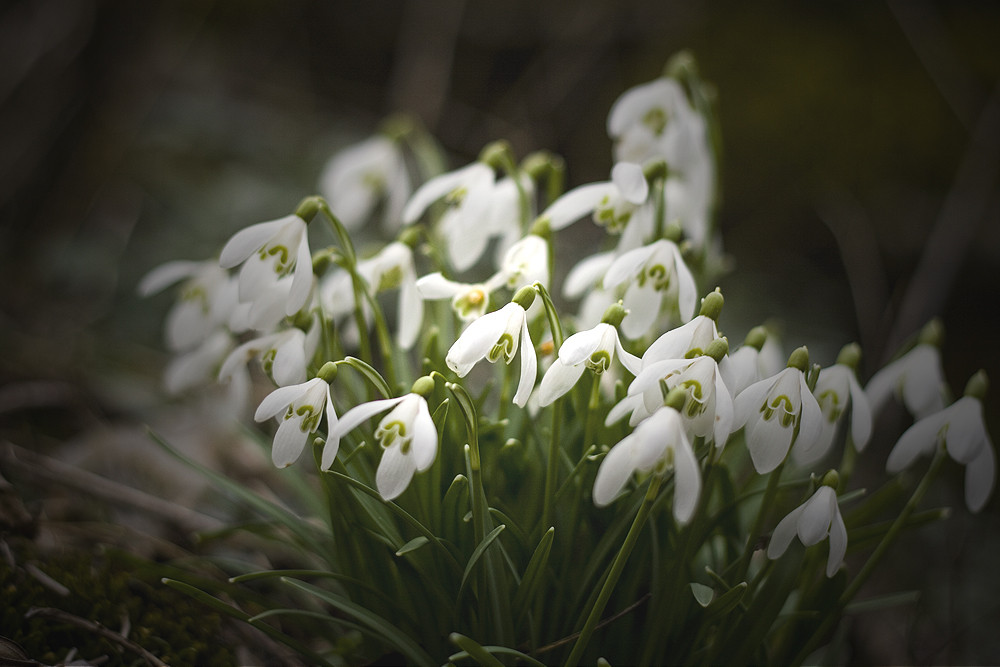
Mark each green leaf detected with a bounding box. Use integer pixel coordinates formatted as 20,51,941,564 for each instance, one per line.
282,577,436,667
457,524,507,602
513,527,554,620
690,582,714,607
339,356,392,398
704,581,748,621
448,632,505,667
447,644,548,667
396,536,429,556
532,281,564,349
845,590,920,615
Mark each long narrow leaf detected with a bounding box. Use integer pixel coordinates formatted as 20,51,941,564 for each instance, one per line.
513,527,554,620
448,632,505,667
457,524,507,603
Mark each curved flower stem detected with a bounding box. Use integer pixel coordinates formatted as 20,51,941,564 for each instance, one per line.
563,475,663,667
790,447,947,666
736,461,785,583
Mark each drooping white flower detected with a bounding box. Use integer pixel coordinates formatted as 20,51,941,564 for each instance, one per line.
403,162,523,272
446,296,537,407
537,162,649,234
536,320,641,408
254,374,337,468
494,233,550,292
607,349,733,447
218,319,320,388
865,343,947,421
593,405,701,524
795,346,872,466
163,329,233,395
318,135,411,232
138,259,240,352
886,371,994,512
220,213,313,319
608,77,703,166
327,389,437,500
604,239,697,339
641,291,724,364
767,484,847,578
733,348,823,474
357,241,423,349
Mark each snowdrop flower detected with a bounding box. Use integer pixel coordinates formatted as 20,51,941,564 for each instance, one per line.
733,347,823,474
318,134,411,232
416,273,499,322
536,304,641,408
641,290,723,364
866,322,947,420
603,238,697,339
718,326,785,398
494,233,550,292
254,363,338,468
446,287,537,407
607,339,732,447
886,370,994,512
593,399,701,524
403,160,522,272
138,259,240,352
767,476,846,578
358,240,423,349
795,344,872,466
537,162,649,234
219,317,320,388
220,211,314,319
327,377,438,500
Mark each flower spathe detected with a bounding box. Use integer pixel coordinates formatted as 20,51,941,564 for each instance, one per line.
255,377,337,469
767,485,847,578
886,391,995,512
446,301,536,407
593,406,701,524
328,393,437,500
536,322,641,408
219,214,313,319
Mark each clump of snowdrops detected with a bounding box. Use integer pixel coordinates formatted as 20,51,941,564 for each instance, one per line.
140,52,994,666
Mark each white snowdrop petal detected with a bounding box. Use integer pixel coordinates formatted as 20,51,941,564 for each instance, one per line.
377,444,416,501
541,182,617,230
220,219,287,268
672,437,701,524
768,506,804,560
255,383,311,422
593,435,639,506
826,508,848,577
331,397,406,442
621,281,661,340
944,399,985,464
558,327,606,366
797,487,834,547
563,252,615,299
137,260,201,297
746,412,793,474
272,417,308,468
398,272,423,350
513,317,537,407
412,398,438,471
321,389,340,470
416,272,462,299
965,439,995,513
611,162,649,205
286,233,314,316
886,410,949,474
847,373,873,451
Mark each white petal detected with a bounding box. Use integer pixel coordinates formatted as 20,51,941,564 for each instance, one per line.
795,374,824,455
605,394,643,426
321,388,340,470
768,505,805,560
593,435,639,506
537,360,586,407
797,487,834,547
563,252,615,299
847,372,873,451
901,346,946,418
712,370,734,447
286,232,314,316
272,417,308,468
411,398,438,471
669,243,698,322
611,162,649,204
377,444,417,500
620,280,661,339
331,396,406,442
672,437,701,524
886,410,949,474
944,398,986,464
255,383,308,422
416,272,463,299
137,260,201,296
603,243,658,289
272,331,308,386
446,307,508,376
732,376,772,430
747,411,794,474
826,506,848,577
398,273,423,350
165,299,212,352
220,218,287,268
615,336,643,376
965,438,995,512
607,78,679,137
540,182,617,230
402,163,484,223
513,317,537,407
558,326,606,367
643,317,714,364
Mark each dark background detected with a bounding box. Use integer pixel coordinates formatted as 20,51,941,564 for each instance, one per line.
1,1,998,664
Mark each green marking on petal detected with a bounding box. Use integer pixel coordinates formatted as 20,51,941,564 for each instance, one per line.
587,350,612,374
488,333,516,364
642,107,668,136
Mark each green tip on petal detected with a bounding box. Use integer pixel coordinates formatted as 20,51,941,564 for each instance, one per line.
786,346,809,372
964,369,989,400
411,375,435,397
479,140,514,170
820,469,840,489
699,288,724,320
317,361,338,384
836,342,862,370
295,196,322,223
601,301,627,327
397,225,422,248
917,318,945,347
744,325,768,351
643,159,668,182
705,336,729,363
664,385,688,412
512,285,536,310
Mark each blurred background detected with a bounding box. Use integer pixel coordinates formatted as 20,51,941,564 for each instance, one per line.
1,0,998,664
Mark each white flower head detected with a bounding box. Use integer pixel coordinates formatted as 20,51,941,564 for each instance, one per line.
795,346,872,467
358,241,422,350
538,162,649,234
219,318,320,388
494,233,550,292
446,294,537,407
886,371,994,512
866,342,947,421
328,387,438,500
254,371,337,469
536,315,642,408
220,213,314,319
603,239,698,339
318,135,411,232
733,348,823,474
593,405,701,524
767,484,847,578
138,259,240,352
